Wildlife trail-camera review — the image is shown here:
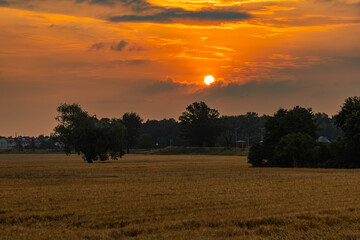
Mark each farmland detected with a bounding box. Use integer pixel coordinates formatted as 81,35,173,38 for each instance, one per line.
1,154,360,239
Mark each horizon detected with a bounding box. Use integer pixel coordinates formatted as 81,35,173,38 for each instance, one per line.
1,0,359,136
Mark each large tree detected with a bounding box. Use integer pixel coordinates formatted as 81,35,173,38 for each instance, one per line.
248,106,317,167
122,112,143,153
53,103,126,163
333,96,360,167
179,101,221,147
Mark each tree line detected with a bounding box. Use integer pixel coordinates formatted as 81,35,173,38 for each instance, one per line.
52,99,345,164
248,97,360,168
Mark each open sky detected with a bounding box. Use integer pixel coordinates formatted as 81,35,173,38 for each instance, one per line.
0,0,360,136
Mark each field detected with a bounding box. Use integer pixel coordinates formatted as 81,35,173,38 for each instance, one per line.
1,154,360,239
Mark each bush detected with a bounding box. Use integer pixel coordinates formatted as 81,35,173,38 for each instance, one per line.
248,143,266,167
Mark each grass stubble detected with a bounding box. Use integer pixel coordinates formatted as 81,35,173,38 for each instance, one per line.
1,154,360,239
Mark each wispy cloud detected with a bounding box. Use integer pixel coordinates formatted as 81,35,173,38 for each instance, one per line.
143,78,194,94
108,9,251,24
0,0,8,6
110,40,128,51
196,80,304,99
89,42,105,50
89,40,129,51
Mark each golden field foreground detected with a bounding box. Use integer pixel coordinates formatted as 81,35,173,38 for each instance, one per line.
1,154,360,239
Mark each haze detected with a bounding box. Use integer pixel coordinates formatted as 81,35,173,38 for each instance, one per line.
0,0,359,136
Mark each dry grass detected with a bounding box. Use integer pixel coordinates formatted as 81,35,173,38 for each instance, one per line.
1,154,360,239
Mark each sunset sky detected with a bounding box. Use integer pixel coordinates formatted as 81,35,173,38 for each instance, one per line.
1,0,360,136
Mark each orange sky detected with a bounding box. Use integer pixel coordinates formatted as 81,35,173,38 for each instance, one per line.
0,0,360,136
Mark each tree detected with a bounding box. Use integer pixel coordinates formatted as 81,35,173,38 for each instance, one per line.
273,133,315,167
248,106,318,167
264,107,317,148
334,97,360,143
248,143,265,167
30,137,36,151
218,114,267,147
314,113,343,141
221,116,237,149
179,101,221,147
140,118,182,148
53,103,126,163
334,96,360,167
122,112,143,153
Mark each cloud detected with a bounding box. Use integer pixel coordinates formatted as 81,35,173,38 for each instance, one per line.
76,0,155,10
250,15,360,28
108,9,251,23
89,40,128,51
143,78,192,94
0,0,8,6
197,81,304,99
89,42,105,50
110,40,128,51
75,0,115,6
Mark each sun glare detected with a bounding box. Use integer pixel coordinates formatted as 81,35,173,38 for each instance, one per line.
204,75,215,85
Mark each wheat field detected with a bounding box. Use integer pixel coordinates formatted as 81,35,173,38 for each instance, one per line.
1,154,360,239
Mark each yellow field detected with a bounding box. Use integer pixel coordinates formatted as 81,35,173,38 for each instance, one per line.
1,154,360,239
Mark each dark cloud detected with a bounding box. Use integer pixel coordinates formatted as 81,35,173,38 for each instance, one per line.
197,81,304,99
3,0,251,24
110,40,128,51
143,78,191,94
80,0,251,24
108,9,251,23
89,42,105,50
76,0,153,10
0,0,8,6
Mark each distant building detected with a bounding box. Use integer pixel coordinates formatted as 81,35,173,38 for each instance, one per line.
54,142,64,149
236,140,248,148
316,136,330,144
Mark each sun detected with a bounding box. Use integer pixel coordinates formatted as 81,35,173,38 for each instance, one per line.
204,75,215,85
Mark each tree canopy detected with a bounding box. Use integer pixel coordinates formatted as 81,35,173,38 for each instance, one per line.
314,113,343,141
179,101,221,147
53,103,126,163
122,112,143,153
333,96,360,167
139,118,181,148
248,106,317,167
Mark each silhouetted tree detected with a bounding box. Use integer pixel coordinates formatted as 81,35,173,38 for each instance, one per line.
30,137,36,151
140,118,182,148
273,132,315,167
221,116,238,149
248,106,317,167
314,113,343,140
333,96,360,167
122,112,143,153
179,101,221,147
137,133,153,149
53,103,126,163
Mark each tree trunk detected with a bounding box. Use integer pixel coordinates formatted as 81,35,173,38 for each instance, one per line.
84,154,93,163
